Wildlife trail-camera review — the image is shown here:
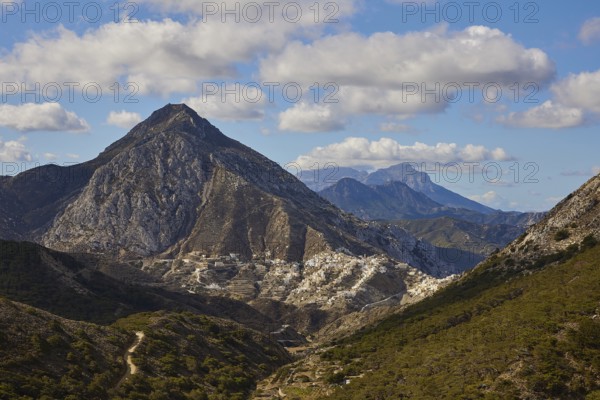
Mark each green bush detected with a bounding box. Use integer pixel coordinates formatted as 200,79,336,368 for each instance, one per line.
554,229,570,241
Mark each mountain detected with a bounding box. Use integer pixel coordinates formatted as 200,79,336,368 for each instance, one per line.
318,177,514,224
364,163,496,214
318,177,541,269
300,167,369,192
501,173,600,264
0,104,473,276
264,173,600,399
300,163,496,214
319,178,443,220
13,104,429,269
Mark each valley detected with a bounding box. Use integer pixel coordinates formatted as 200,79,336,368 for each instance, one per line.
0,104,598,400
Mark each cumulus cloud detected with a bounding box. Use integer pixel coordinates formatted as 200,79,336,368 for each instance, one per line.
468,190,518,209
0,103,89,132
184,84,266,121
106,111,143,129
497,101,585,129
293,137,513,169
43,152,58,160
551,70,600,114
0,138,32,162
498,69,600,129
579,17,600,45
0,1,358,97
262,27,555,88
278,103,344,132
262,26,555,130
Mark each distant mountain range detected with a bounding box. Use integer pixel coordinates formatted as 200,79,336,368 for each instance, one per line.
319,175,544,226
301,162,495,214
314,169,544,267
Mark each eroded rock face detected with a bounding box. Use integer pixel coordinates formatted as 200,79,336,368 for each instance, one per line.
43,127,210,256
505,174,600,257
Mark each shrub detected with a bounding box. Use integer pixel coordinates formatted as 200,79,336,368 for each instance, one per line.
554,230,570,242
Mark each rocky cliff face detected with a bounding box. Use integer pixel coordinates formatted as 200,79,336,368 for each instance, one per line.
503,173,600,259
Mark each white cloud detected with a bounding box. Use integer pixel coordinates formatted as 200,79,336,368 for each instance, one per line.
66,153,80,159
469,190,517,210
497,69,600,129
0,138,32,162
551,70,600,114
43,152,58,160
0,103,89,132
262,26,555,87
0,2,358,97
278,103,344,132
294,137,512,169
106,110,143,129
184,84,266,121
262,26,555,127
469,190,500,205
497,101,584,129
579,17,600,45
380,122,415,133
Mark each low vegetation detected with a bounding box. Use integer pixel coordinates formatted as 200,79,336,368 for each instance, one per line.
275,236,600,399
111,311,290,400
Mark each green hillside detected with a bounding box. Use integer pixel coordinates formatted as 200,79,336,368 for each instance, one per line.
0,301,290,400
112,311,290,400
272,237,600,399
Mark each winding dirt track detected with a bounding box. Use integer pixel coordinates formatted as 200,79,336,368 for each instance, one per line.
115,331,145,389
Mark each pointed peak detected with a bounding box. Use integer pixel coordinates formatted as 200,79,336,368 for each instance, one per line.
145,103,203,125
127,102,221,140
99,103,236,160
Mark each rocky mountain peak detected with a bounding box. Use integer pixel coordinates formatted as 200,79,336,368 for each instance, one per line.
122,103,221,142
143,103,204,130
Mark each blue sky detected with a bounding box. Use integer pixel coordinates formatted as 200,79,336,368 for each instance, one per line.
0,0,599,212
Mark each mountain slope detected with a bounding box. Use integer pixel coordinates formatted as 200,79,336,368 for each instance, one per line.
262,173,600,399
111,311,291,400
0,298,290,400
394,217,522,256
265,242,600,399
0,297,130,399
504,173,600,263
